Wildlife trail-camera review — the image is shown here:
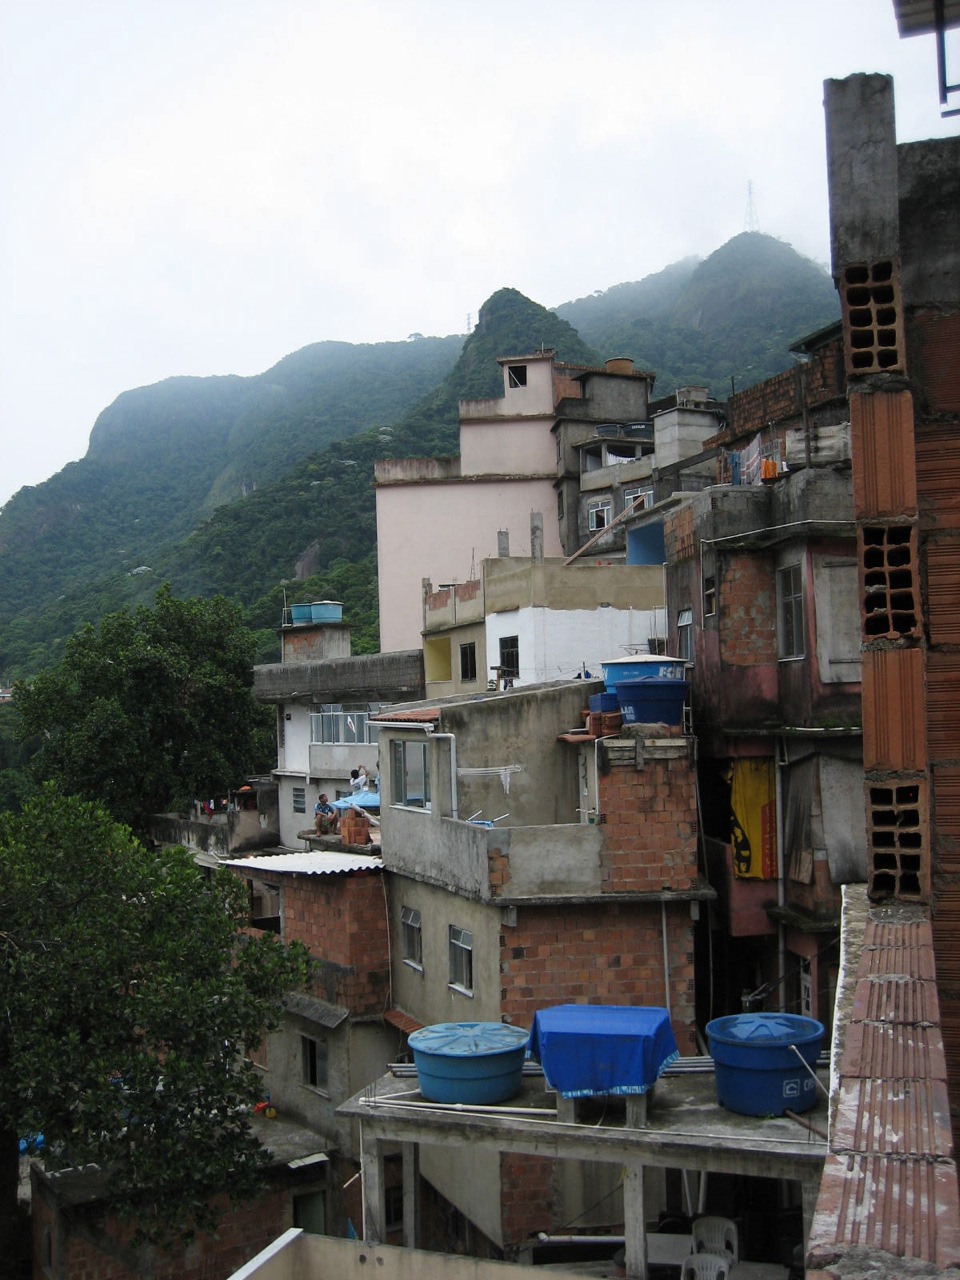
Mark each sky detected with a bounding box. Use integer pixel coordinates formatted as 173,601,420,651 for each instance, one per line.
1,1,957,510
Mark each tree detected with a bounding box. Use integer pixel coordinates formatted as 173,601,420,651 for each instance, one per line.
14,586,273,833
0,787,309,1259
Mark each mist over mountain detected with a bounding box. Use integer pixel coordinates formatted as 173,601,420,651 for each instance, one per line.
0,234,839,680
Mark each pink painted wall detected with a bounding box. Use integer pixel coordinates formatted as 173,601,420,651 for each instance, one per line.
376,478,563,652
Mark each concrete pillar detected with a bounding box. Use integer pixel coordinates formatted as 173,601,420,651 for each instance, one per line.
623,1160,648,1280
824,74,899,272
401,1141,420,1248
531,511,544,564
360,1131,385,1243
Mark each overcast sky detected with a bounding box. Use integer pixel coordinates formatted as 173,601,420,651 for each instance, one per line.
1,1,956,509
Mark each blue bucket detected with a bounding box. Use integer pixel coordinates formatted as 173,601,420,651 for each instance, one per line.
616,679,689,726
409,1022,529,1104
706,1013,825,1116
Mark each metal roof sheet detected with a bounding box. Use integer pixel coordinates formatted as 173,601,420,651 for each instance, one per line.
225,851,382,876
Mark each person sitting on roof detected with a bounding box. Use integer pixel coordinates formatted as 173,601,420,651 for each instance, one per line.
314,794,337,835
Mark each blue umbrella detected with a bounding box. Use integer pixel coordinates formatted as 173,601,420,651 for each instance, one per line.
331,790,381,811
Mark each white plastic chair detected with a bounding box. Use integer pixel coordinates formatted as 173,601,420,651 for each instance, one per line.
692,1215,739,1263
681,1252,731,1280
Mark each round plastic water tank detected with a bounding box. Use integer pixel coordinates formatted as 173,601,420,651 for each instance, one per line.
408,1022,529,1104
601,655,687,690
290,604,312,624
310,600,343,623
616,679,689,726
706,1013,825,1116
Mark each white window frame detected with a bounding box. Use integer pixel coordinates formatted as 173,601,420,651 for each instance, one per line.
448,925,474,995
587,498,612,531
677,607,694,664
391,739,431,809
778,563,805,659
623,486,652,514
507,364,527,388
292,785,306,814
401,906,423,970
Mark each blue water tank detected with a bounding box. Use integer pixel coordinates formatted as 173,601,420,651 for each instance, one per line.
706,1013,825,1116
408,1022,529,1104
310,600,343,622
601,656,686,690
616,679,689,726
290,604,312,624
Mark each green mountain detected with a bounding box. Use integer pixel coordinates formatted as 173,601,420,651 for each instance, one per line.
555,232,838,394
0,236,840,681
0,290,596,676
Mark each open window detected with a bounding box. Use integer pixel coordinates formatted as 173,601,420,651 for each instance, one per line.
401,906,423,969
507,364,527,388
392,739,431,809
448,925,474,994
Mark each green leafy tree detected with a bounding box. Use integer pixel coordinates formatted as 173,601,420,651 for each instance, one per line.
14,587,273,833
0,786,310,1258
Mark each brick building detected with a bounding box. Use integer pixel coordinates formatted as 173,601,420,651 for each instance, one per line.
371,677,711,1256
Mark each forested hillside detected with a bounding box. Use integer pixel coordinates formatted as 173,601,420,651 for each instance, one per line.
556,233,838,393
0,234,840,681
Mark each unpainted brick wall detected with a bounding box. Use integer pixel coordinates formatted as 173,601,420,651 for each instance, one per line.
499,904,697,1053
35,1181,289,1280
718,553,777,664
265,869,390,1013
598,754,698,893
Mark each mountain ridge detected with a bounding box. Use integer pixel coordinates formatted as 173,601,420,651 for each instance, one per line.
0,235,840,680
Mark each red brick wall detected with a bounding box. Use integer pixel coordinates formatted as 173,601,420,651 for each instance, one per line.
598,755,698,894
33,1178,288,1280
500,1151,558,1245
726,338,845,440
499,904,697,1054
244,869,390,1014
718,553,777,665
664,504,696,563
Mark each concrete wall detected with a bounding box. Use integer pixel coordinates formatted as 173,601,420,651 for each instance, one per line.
459,416,556,476
254,651,424,705
389,877,505,1024
229,1231,565,1280
459,354,556,423
375,479,563,652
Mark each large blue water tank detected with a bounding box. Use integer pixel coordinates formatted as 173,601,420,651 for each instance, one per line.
408,1022,529,1104
706,1013,825,1116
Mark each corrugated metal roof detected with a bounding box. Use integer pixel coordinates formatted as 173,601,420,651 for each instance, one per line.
225,851,382,876
284,992,349,1029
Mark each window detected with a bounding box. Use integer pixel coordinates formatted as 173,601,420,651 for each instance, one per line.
499,635,519,680
401,906,423,968
587,499,612,531
460,642,477,682
703,575,717,617
676,608,693,664
293,785,306,814
448,925,473,994
249,877,281,934
392,739,430,808
557,490,564,520
294,1190,327,1235
310,709,377,744
623,486,651,514
778,563,805,658
385,1184,404,1234
507,364,527,388
301,1035,328,1091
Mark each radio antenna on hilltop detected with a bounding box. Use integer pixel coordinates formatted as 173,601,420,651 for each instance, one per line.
744,180,760,233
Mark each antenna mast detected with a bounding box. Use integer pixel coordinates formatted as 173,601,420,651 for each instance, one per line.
743,180,760,233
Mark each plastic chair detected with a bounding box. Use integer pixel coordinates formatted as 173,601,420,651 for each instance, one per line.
680,1252,731,1280
692,1215,739,1263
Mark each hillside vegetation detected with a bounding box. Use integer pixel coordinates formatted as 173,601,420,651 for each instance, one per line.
0,235,839,680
